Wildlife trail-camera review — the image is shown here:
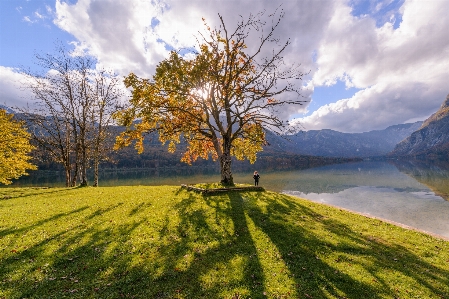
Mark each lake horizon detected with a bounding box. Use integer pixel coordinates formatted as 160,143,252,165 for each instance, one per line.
6,159,449,239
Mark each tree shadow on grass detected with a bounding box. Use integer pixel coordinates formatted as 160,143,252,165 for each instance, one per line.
0,187,75,201
2,189,267,298
128,202,153,217
0,206,89,238
3,188,448,298
2,220,147,298
242,191,449,298
140,191,267,298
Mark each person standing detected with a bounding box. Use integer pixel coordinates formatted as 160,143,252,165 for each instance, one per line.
253,171,260,186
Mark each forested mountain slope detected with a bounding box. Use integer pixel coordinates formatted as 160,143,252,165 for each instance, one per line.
391,94,449,159
265,122,422,158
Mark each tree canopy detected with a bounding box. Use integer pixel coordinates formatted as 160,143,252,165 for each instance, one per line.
0,110,37,185
115,10,306,185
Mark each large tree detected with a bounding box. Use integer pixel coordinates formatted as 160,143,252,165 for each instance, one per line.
115,10,306,185
21,45,123,187
0,110,37,185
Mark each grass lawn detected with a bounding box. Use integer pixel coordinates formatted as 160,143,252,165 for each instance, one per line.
0,186,448,298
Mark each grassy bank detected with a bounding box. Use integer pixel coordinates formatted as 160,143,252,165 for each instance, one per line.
1,186,448,298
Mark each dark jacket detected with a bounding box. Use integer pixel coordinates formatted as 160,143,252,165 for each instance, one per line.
253,174,260,181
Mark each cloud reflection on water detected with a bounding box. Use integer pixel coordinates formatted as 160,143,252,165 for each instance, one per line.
284,185,449,238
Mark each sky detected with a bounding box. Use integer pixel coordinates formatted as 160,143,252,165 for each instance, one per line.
0,0,448,133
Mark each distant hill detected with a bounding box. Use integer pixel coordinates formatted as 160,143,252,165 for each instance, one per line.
0,105,15,114
15,104,426,168
390,94,449,159
264,121,422,158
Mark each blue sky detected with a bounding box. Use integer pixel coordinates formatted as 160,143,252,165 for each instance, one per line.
1,0,448,133
0,0,72,69
350,0,404,28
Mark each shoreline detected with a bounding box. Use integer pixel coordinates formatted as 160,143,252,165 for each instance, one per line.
285,192,449,242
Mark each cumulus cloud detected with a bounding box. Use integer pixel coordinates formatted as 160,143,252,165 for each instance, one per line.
54,0,168,76
54,0,335,122
52,0,334,122
297,78,447,132
40,0,449,132
294,0,449,132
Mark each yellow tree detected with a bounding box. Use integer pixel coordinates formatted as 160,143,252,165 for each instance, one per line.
0,109,37,185
115,10,306,185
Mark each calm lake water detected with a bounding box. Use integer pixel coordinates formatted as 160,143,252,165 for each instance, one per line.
9,160,449,239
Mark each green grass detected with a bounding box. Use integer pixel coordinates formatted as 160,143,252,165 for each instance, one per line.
0,186,448,298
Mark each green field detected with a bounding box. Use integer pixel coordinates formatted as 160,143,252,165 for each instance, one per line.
1,186,448,298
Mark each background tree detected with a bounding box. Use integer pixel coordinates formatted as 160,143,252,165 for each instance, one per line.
0,110,37,185
90,71,123,187
115,10,306,185
21,44,123,187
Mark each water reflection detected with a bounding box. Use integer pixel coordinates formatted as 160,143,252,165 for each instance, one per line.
9,166,222,188
279,161,449,239
390,159,449,201
243,161,426,193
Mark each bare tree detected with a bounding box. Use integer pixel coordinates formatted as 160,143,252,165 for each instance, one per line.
90,71,123,186
20,44,123,187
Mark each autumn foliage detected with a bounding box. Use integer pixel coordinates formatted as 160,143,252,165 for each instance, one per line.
115,10,306,185
0,110,37,185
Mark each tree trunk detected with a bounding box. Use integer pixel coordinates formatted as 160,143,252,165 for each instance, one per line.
219,139,234,185
71,147,79,187
79,128,88,187
71,161,78,187
65,167,71,187
93,111,103,187
71,118,79,187
80,153,88,186
93,156,99,187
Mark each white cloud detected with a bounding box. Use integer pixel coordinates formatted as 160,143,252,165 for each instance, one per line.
35,11,44,19
52,0,334,121
296,77,447,132
295,0,449,132
43,0,449,133
23,16,34,23
54,0,169,77
0,67,32,109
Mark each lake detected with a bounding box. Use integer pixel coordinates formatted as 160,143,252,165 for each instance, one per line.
9,160,449,239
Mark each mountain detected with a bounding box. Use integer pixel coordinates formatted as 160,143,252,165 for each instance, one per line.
264,121,422,158
0,105,15,114
390,94,449,159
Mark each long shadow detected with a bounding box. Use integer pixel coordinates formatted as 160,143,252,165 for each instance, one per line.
0,206,89,238
244,192,449,298
128,202,151,216
0,187,73,201
1,194,145,298
2,219,146,298
2,189,267,298
4,188,448,298
320,216,449,296
84,202,124,220
139,191,267,298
